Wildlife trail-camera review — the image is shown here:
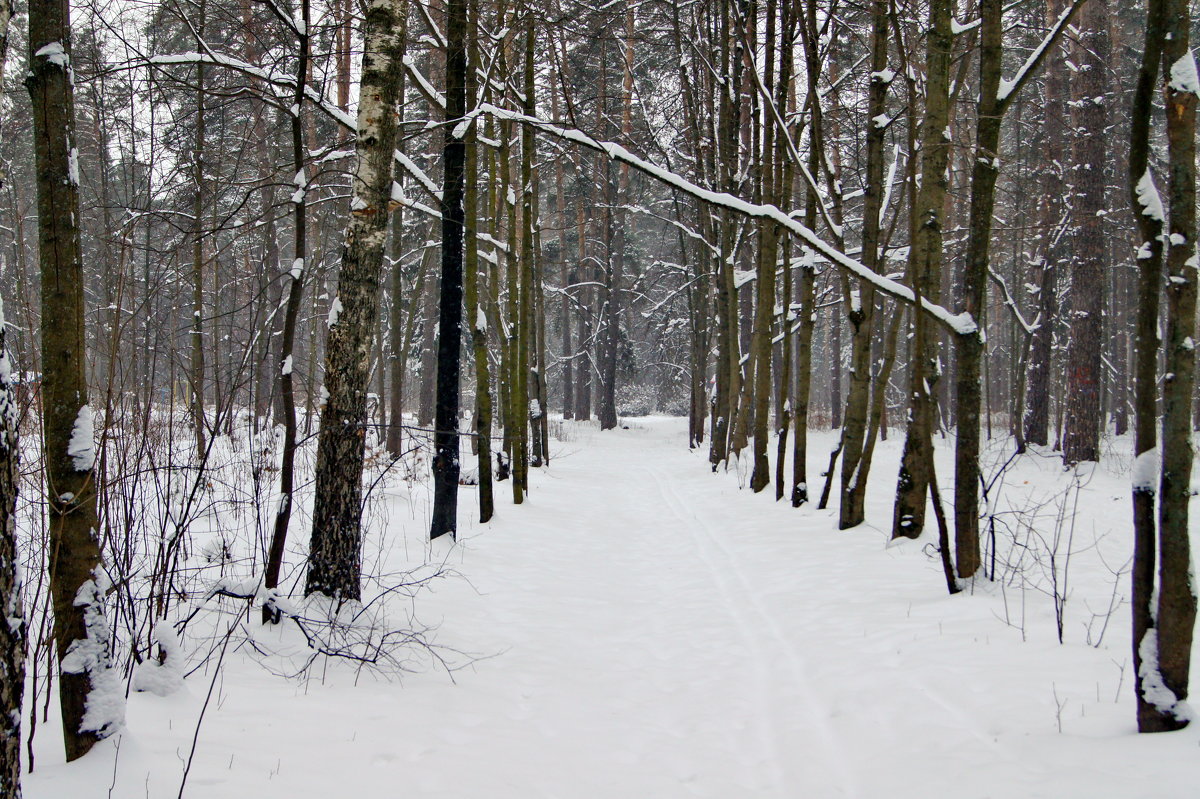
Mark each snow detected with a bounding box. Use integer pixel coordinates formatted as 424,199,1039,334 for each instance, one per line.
280,355,293,376
22,418,1200,798
997,1,1080,105
66,146,80,187
1132,447,1158,492
60,569,124,736
66,405,95,472
132,623,184,697
1137,629,1192,721
34,41,69,68
1135,170,1165,223
327,296,343,328
951,17,980,35
1169,52,1200,95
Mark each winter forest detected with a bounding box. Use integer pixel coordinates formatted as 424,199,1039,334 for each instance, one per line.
1,0,1199,795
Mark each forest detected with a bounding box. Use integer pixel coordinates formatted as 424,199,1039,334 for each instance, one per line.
0,0,1198,795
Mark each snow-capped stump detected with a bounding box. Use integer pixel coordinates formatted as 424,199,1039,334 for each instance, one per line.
133,622,184,697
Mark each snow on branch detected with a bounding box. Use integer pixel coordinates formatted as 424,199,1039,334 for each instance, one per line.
470,103,976,336
153,49,973,334
996,0,1087,109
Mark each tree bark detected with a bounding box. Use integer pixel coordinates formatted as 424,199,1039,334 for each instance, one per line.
28,0,123,758
892,0,953,539
0,2,23,788
430,0,468,539
1148,0,1198,731
306,0,409,599
264,0,312,621
1061,0,1111,464
837,0,889,528
463,0,493,523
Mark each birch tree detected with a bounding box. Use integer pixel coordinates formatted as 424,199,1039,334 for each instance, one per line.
307,0,409,600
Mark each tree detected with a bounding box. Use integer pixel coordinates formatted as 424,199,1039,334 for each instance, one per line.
28,0,123,759
892,0,953,539
0,291,23,795
264,0,312,622
307,0,409,600
431,0,468,539
953,0,1084,579
1061,0,1111,465
1129,0,1198,733
0,1,25,790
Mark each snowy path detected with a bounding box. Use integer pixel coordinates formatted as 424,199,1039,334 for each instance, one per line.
28,418,1200,798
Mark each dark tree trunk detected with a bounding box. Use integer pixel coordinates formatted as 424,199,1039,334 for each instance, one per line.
953,0,1082,580
264,0,312,621
1129,0,1167,732
430,0,468,539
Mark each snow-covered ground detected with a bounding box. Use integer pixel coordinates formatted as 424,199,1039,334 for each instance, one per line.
24,417,1200,797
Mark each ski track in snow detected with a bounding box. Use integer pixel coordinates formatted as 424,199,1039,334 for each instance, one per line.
24,417,1200,798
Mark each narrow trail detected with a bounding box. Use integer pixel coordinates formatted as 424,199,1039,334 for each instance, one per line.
34,417,1198,799
434,419,958,798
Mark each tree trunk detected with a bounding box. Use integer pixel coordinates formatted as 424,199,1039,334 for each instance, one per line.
1147,0,1198,731
28,0,123,758
0,245,25,799
264,0,312,621
430,0,468,538
190,0,209,459
1024,0,1068,448
892,0,953,539
0,3,23,787
837,0,888,528
463,0,493,522
1061,0,1110,464
306,0,409,599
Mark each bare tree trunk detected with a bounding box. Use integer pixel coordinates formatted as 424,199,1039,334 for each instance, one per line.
1128,0,1166,731
837,0,889,528
0,4,23,788
1061,0,1110,464
1024,0,1067,448
431,0,468,538
463,0,493,522
0,294,22,794
385,69,409,458
306,0,409,599
551,84,574,421
263,0,312,621
892,0,953,539
28,0,123,758
190,0,209,459
1147,0,1198,731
